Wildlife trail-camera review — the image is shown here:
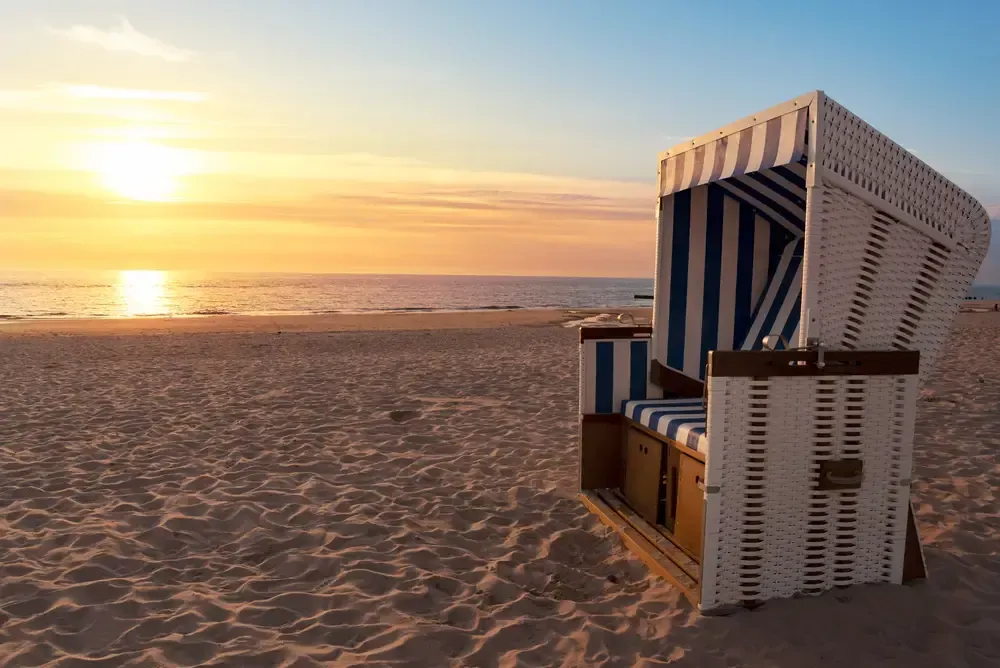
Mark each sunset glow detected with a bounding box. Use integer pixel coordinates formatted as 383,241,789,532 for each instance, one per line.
87,141,194,201
0,3,995,280
119,270,169,316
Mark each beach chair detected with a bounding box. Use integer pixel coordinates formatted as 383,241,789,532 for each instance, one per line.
578,91,991,613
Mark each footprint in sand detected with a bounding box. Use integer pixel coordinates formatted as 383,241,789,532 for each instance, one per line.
388,409,421,423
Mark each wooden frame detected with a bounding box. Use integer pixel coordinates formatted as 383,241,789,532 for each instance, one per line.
580,412,708,609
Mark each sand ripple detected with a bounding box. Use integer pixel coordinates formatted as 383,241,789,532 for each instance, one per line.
0,323,997,666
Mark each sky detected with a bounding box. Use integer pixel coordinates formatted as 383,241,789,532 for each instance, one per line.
1,0,998,280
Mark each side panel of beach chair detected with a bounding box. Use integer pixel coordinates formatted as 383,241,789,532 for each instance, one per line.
700,354,920,611
578,328,661,490
800,93,992,380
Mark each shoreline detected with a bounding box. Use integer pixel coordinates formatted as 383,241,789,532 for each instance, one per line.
1,305,995,337
0,307,655,336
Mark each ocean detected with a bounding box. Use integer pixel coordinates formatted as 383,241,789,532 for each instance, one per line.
1,271,996,321
0,271,655,320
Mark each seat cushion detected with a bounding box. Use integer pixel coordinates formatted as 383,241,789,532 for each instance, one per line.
621,398,708,453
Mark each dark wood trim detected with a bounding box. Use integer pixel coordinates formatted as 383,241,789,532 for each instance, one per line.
600,488,702,580
580,490,700,608
579,325,652,342
581,413,623,425
580,415,625,491
626,419,706,463
650,360,705,398
707,349,920,378
902,501,927,583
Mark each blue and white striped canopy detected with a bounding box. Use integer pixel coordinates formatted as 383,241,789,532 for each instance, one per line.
652,107,808,381
659,107,808,197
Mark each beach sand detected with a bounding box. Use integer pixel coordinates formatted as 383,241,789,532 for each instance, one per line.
0,310,996,666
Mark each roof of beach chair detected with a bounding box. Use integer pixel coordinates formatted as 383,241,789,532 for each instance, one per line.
650,91,991,383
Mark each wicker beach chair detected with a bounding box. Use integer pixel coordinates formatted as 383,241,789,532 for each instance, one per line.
578,91,991,613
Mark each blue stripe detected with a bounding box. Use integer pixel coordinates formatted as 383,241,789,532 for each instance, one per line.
754,241,804,349
627,399,703,420
745,171,807,211
666,190,691,370
700,185,724,374
629,340,648,401
664,418,706,442
724,178,804,232
772,164,806,189
684,427,706,450
595,341,614,414
780,294,802,348
768,231,785,288
733,201,756,348
647,410,705,433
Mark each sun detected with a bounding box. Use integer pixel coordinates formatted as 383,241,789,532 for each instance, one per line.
88,141,192,201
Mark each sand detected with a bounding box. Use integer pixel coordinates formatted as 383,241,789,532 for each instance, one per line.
0,310,997,667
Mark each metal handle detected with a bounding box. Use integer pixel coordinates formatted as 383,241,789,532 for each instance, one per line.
825,473,863,486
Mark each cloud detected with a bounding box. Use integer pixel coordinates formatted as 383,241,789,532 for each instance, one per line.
0,185,653,229
0,84,204,125
64,85,205,102
49,17,194,62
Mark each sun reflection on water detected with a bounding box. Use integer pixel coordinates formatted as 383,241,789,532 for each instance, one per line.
118,270,169,316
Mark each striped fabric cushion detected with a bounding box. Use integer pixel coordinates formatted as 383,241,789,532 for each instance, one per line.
622,398,708,453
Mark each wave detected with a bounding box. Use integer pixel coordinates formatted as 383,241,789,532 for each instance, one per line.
190,309,232,316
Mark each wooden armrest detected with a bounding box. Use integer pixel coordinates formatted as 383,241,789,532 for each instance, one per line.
579,325,652,342
707,349,920,377
650,360,704,398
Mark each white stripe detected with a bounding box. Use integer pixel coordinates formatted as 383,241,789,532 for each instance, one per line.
751,213,771,311
661,159,677,196
746,122,769,173
720,132,741,180
743,242,797,350
581,340,597,413
652,197,673,365
716,180,802,236
731,174,806,217
761,168,807,203
680,149,698,191
717,196,740,351
794,106,808,159
771,264,803,343
785,162,807,179
642,411,706,429
789,321,802,348
612,340,631,411
684,185,708,377
699,141,717,186
775,109,802,166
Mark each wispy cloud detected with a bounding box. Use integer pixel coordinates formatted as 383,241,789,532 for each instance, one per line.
0,84,205,124
64,85,205,103
49,17,194,62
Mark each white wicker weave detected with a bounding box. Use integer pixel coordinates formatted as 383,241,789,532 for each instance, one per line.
701,373,919,611
801,92,992,378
